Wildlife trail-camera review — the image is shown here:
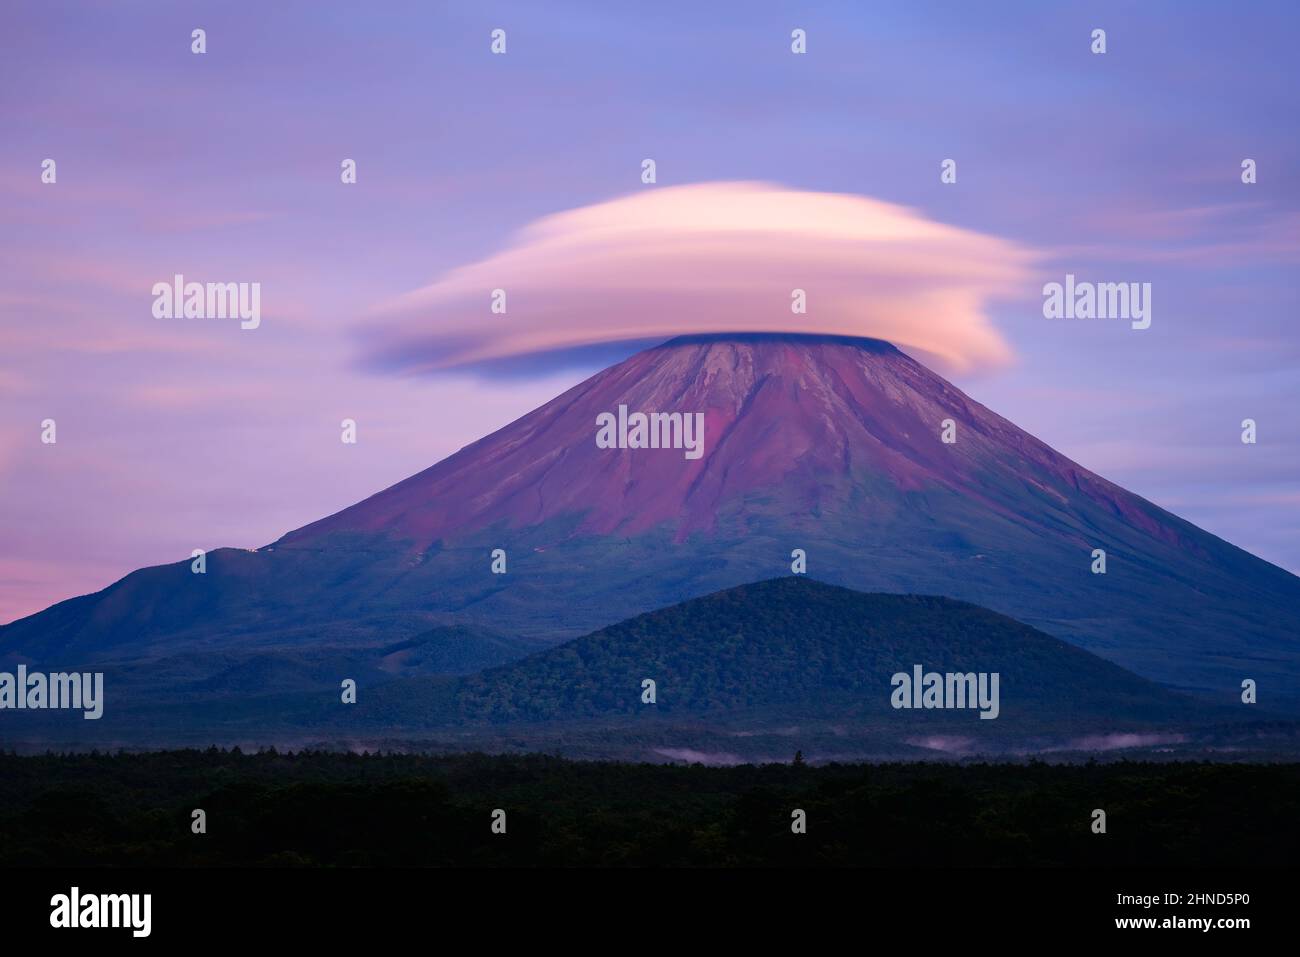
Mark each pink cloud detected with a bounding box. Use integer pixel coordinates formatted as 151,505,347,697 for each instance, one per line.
359,181,1039,375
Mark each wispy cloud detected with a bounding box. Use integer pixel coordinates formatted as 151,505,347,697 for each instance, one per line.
357,181,1039,376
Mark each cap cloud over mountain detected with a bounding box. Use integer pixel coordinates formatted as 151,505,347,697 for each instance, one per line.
358,182,1034,376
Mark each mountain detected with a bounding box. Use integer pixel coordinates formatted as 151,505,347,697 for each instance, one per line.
3,333,1299,712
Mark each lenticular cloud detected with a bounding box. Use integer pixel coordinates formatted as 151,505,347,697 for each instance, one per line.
359,181,1037,374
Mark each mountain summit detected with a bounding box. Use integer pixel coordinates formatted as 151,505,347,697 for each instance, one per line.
4,334,1299,707
285,333,1207,547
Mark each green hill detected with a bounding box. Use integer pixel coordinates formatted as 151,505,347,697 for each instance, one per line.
370,577,1206,732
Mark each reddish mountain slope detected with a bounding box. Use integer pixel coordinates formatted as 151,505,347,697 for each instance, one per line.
283,334,1190,551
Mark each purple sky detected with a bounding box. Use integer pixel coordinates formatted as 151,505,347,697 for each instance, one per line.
2,0,1297,623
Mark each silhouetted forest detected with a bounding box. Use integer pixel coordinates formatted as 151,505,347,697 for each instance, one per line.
1,750,1297,867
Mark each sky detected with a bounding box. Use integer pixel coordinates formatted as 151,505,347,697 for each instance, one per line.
1,0,1297,623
